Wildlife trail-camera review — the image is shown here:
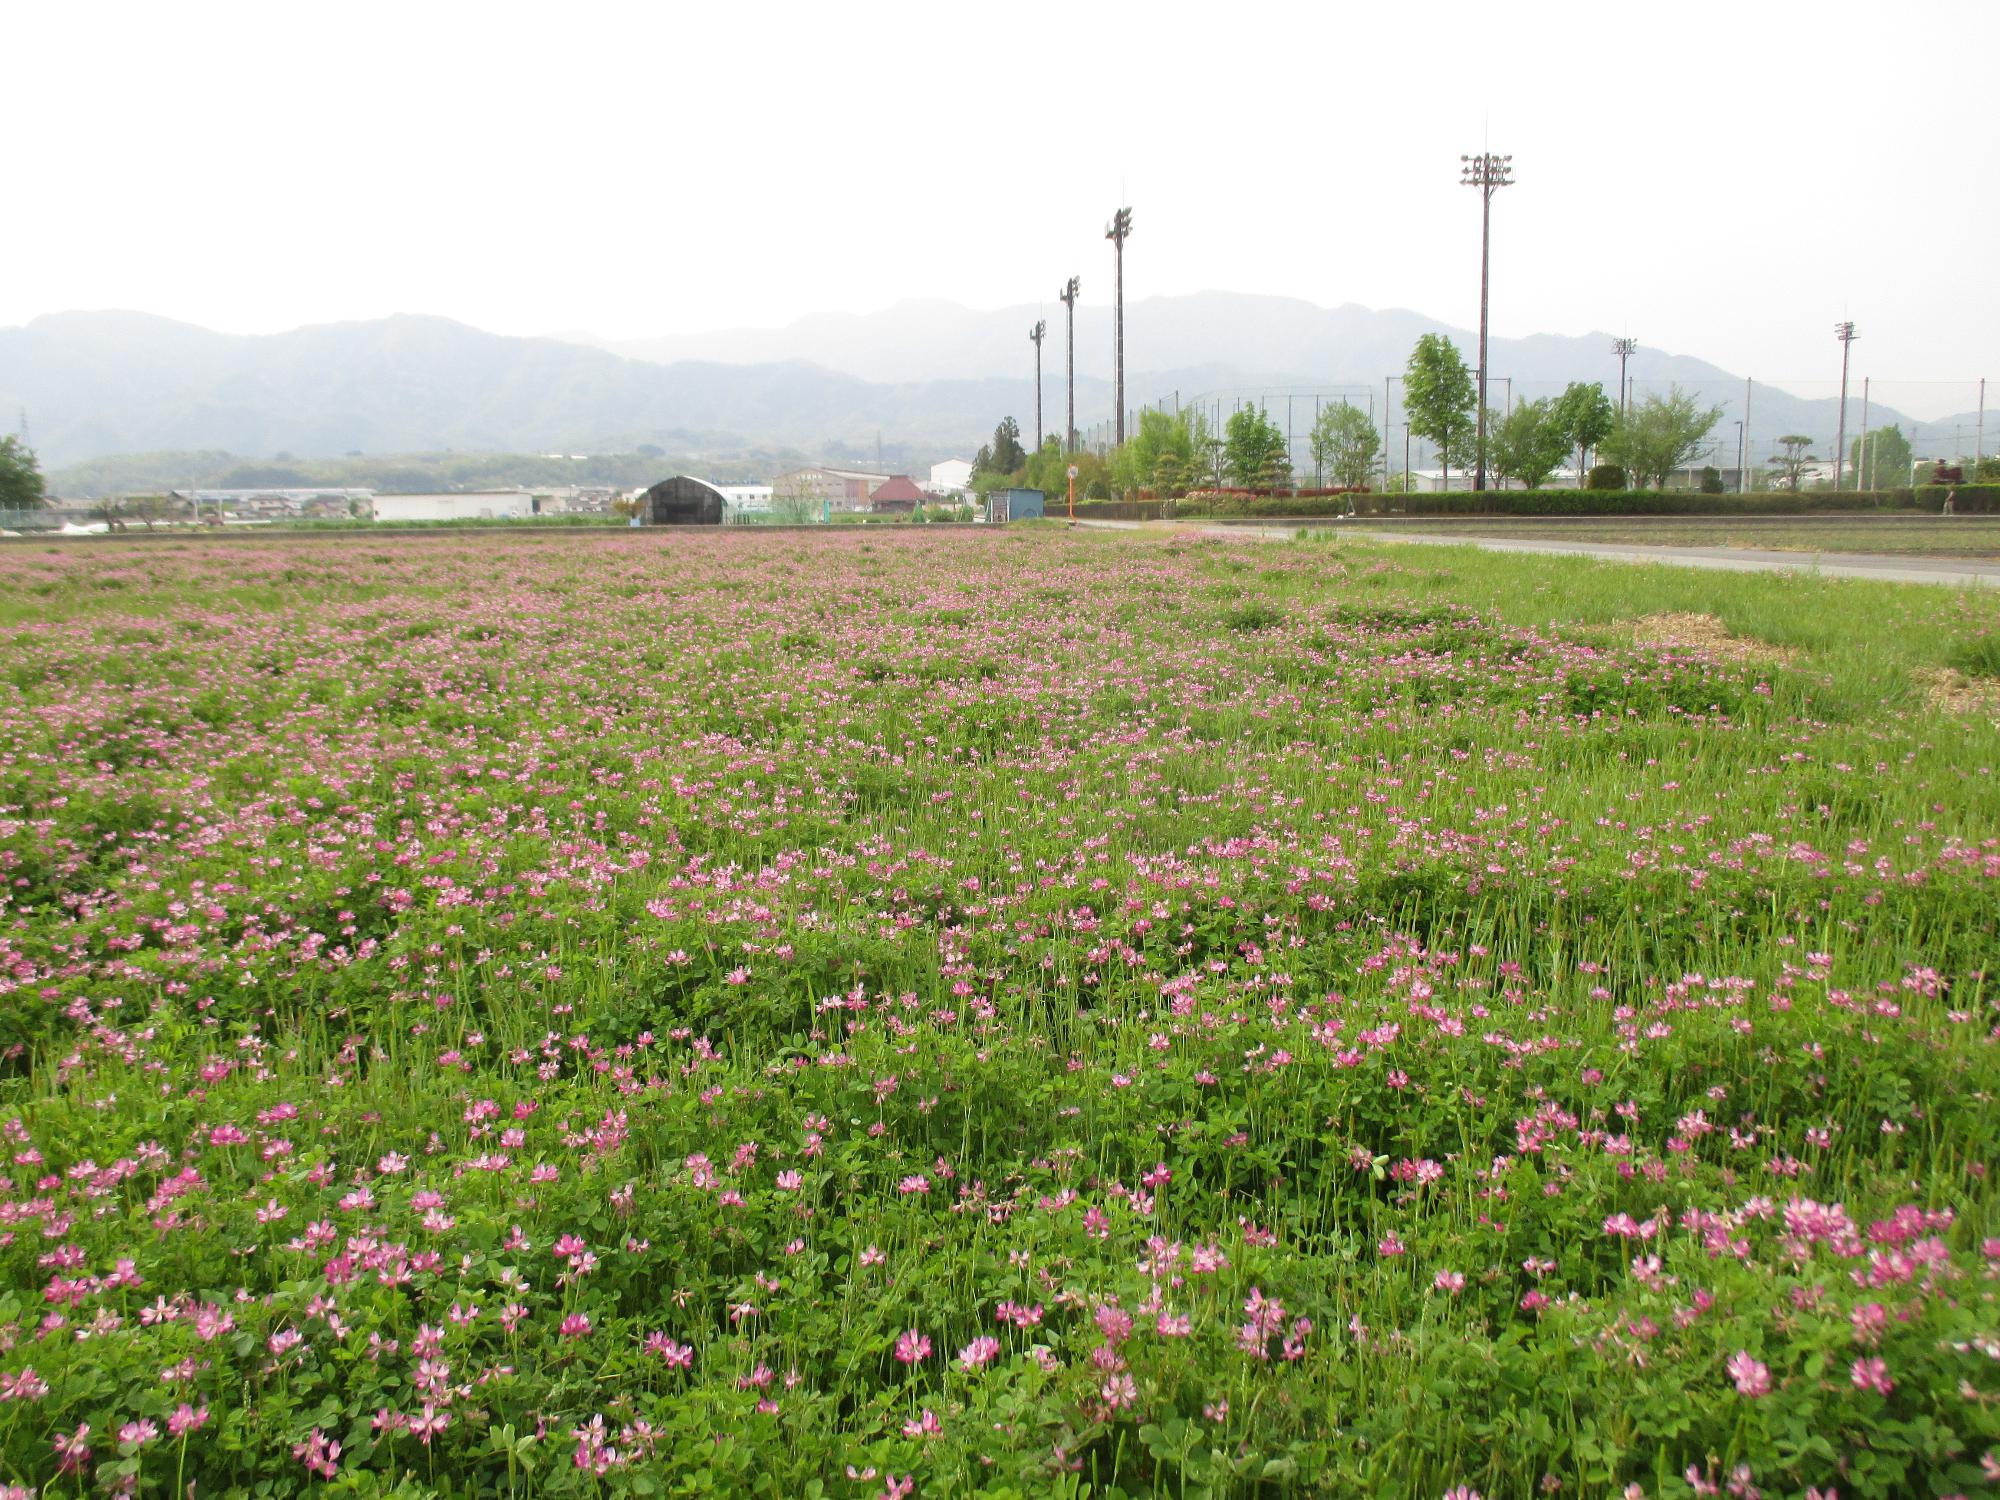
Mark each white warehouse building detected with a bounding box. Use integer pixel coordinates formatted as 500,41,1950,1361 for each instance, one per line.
371,491,536,522
927,459,974,496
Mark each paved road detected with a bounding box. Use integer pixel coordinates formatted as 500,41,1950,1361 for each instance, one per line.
1363,530,2000,587
1080,520,2000,588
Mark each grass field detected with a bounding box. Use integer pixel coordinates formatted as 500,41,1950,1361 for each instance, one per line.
1315,516,2000,559
2,528,1998,1499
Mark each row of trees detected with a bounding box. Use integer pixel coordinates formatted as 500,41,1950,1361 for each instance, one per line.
972,397,1386,500
1402,333,1716,490
1764,426,1920,491
975,335,1987,501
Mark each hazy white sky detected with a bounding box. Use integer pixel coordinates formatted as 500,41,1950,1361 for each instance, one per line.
8,0,1994,385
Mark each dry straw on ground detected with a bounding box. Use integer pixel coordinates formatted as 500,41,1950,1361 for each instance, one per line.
1629,612,1799,667
1913,665,2000,724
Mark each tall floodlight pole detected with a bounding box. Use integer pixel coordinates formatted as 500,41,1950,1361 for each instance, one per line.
1833,322,1857,492
1460,152,1513,492
1859,376,1870,490
1743,377,1753,491
1059,278,1080,454
1613,337,1637,418
1029,320,1047,452
1383,374,1407,489
1106,208,1132,448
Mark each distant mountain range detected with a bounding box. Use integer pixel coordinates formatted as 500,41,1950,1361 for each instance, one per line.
3,299,1983,484
2,310,1079,475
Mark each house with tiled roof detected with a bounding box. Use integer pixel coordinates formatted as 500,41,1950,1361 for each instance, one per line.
867,475,927,514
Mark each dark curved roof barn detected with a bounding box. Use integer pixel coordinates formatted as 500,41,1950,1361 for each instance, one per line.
639,476,725,526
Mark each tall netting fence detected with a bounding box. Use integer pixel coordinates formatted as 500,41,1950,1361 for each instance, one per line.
1103,375,1988,491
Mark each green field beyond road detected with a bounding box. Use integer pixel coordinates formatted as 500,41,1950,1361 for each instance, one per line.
1,528,1997,1498
1302,514,2000,559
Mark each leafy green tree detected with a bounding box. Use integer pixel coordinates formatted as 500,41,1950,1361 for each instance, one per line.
127,493,176,530
1769,435,1816,491
1403,335,1477,487
1488,399,1570,489
1151,451,1188,497
1258,446,1294,494
1022,437,1065,495
0,435,47,509
1852,425,1913,491
1552,382,1616,487
1223,406,1286,487
988,417,1028,476
772,474,820,524
1603,386,1724,489
1309,403,1380,488
1023,441,1111,503
1198,436,1226,491
1110,408,1196,495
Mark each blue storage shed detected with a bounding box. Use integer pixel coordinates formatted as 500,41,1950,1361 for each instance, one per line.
985,487,1046,524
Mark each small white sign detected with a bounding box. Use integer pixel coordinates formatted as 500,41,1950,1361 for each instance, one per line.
1067,465,1079,480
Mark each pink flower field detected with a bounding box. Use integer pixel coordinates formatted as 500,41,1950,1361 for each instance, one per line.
0,527,1996,1499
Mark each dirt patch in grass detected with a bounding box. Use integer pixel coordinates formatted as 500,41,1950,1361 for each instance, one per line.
1914,666,2000,723
1630,612,1798,667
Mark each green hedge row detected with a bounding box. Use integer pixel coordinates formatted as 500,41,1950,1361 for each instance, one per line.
1069,500,1167,521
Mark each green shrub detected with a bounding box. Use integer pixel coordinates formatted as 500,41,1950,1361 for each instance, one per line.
1585,464,1626,490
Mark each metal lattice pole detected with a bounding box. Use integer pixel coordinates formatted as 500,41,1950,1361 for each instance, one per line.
1460,153,1513,492
1029,320,1046,452
1105,209,1132,448
1833,322,1857,491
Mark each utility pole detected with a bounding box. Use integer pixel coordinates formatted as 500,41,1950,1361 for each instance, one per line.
1978,377,1986,465
1059,278,1079,454
1613,337,1637,418
1833,322,1857,492
1105,208,1132,448
1029,321,1046,453
1460,152,1513,491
